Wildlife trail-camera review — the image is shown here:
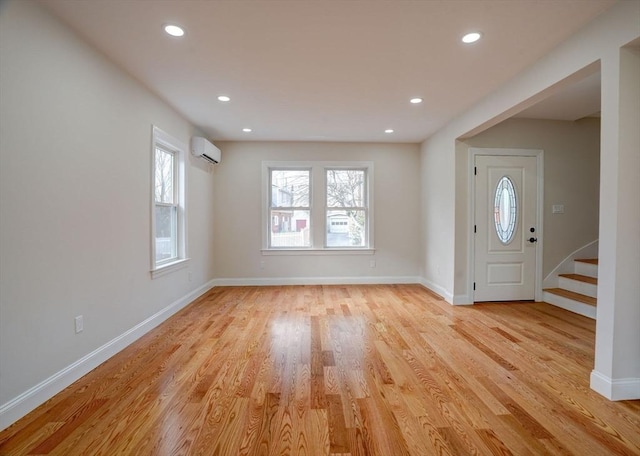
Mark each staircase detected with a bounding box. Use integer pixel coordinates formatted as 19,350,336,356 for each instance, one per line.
543,258,597,319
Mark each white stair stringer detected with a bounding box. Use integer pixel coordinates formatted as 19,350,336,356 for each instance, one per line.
542,240,598,289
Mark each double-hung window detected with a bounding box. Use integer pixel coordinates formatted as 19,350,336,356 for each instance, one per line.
151,126,188,277
263,161,373,252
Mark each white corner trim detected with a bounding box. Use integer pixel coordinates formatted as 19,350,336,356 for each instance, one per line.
590,370,640,401
452,294,473,305
0,279,216,431
212,276,421,287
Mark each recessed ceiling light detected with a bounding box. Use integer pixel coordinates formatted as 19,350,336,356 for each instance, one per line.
410,97,423,104
242,128,252,133
462,32,482,44
385,129,394,134
163,24,185,37
217,95,231,102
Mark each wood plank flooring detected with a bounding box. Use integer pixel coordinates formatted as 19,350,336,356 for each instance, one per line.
1,285,639,455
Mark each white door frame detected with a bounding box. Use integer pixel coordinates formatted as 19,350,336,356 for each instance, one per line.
468,148,544,303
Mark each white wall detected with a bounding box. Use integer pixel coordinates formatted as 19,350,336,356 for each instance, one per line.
419,134,456,300
213,141,421,283
0,0,216,425
456,117,601,297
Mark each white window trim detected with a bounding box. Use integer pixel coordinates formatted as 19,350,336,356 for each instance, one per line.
150,126,190,278
151,258,189,279
262,160,374,254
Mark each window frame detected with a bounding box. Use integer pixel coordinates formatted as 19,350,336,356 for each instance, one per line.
150,126,189,278
262,160,374,255
267,166,312,249
154,145,178,262
324,167,369,249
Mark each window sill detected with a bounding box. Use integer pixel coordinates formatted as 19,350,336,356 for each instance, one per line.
261,248,375,256
150,258,190,279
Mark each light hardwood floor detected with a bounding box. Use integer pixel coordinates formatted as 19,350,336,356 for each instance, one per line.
1,285,639,455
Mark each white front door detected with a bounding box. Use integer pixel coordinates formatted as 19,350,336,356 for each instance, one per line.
474,155,538,301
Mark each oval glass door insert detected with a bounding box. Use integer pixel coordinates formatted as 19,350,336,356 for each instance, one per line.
494,176,517,244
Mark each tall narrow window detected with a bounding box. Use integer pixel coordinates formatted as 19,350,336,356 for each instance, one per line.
151,126,188,277
269,168,311,248
326,168,368,247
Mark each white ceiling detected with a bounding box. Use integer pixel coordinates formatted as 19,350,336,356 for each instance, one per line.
40,0,615,143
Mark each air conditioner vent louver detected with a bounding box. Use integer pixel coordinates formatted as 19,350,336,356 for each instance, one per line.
201,154,218,164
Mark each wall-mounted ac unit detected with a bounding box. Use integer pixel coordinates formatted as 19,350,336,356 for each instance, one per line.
191,137,221,164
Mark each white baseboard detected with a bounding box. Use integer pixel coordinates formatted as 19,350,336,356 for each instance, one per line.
0,279,216,431
212,276,421,287
417,278,454,304
590,370,640,401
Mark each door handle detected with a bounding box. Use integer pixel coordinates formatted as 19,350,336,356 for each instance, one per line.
528,237,538,243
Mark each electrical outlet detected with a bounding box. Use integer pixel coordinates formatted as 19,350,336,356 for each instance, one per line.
260,260,265,269
188,271,193,282
369,259,376,268
74,315,83,334
552,204,565,214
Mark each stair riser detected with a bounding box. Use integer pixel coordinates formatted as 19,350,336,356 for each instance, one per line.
558,277,598,298
575,262,598,278
543,292,597,319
